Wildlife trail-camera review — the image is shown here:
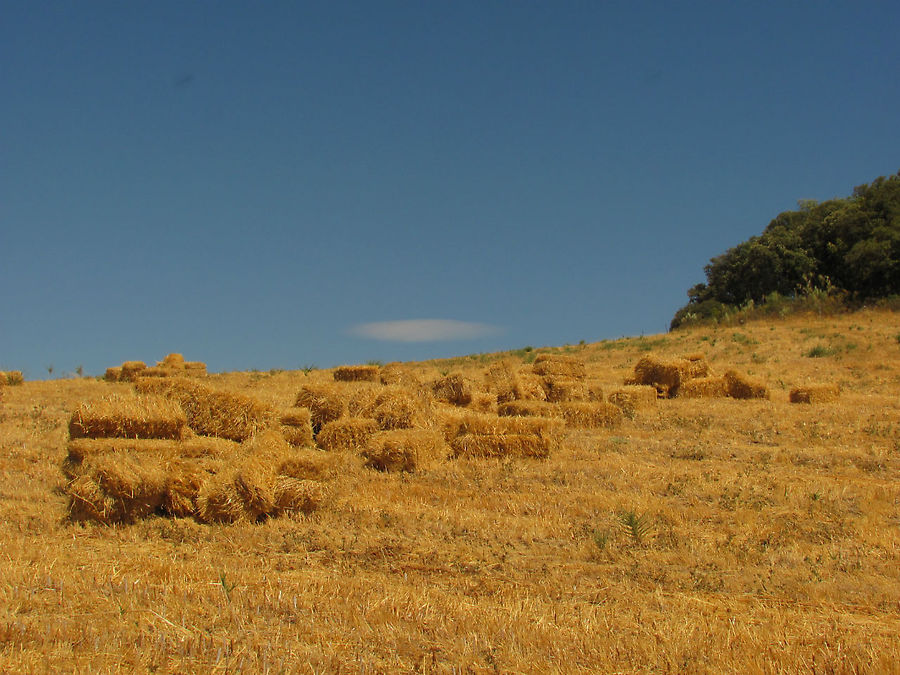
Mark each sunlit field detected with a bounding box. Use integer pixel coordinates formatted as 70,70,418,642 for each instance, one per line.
1,309,898,673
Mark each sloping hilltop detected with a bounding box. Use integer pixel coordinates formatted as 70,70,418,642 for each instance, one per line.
1,310,898,673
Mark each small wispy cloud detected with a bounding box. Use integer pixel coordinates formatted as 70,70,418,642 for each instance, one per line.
350,319,502,343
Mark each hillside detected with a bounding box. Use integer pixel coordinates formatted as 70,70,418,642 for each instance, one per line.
1,309,898,673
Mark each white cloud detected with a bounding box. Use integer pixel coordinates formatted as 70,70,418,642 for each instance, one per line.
351,319,501,342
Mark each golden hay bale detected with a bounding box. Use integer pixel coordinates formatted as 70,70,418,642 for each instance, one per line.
278,407,314,447
276,447,339,481
724,369,769,400
532,354,586,379
4,370,24,385
455,412,564,438
140,367,184,378
295,384,347,434
560,402,624,429
607,385,660,413
373,387,423,430
379,362,421,387
431,374,474,407
682,353,711,379
136,377,275,441
68,394,187,440
333,365,380,382
450,433,553,459
346,385,381,417
104,367,122,382
316,417,379,452
66,452,169,524
485,360,520,405
514,373,548,401
162,459,210,518
363,429,448,472
273,477,327,516
159,353,185,368
119,361,148,382
542,376,587,403
632,355,694,398
183,362,207,376
678,377,729,399
497,400,563,418
232,454,277,521
789,383,840,404
468,391,497,413
66,474,118,524
196,477,246,523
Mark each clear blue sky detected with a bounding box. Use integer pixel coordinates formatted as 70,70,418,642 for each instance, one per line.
2,2,898,378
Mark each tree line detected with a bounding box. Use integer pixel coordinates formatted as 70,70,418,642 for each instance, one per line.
671,171,900,328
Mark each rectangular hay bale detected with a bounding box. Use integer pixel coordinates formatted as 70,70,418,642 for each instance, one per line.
789,383,840,404
363,429,448,472
68,394,187,440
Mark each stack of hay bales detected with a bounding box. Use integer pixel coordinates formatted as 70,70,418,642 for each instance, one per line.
444,412,563,459
316,418,379,452
63,392,335,525
485,360,520,404
296,384,347,434
789,383,840,404
630,355,701,398
629,353,768,401
532,354,587,403
105,354,207,382
278,407,314,447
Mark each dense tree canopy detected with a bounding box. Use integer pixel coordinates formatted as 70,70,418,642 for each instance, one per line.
671,172,900,328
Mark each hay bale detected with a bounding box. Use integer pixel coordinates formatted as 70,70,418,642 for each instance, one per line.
586,382,605,402
136,377,275,441
682,353,711,379
196,477,246,523
140,367,184,378
278,407,314,447
450,433,553,459
431,374,474,407
69,394,187,440
162,459,211,518
276,447,339,481
678,377,729,399
789,383,840,404
542,376,587,403
316,417,379,452
119,361,148,382
183,362,207,376
607,385,659,413
372,387,423,430
66,452,168,524
333,365,380,382
104,368,122,382
232,453,277,521
560,402,624,429
532,354,586,379
485,360,520,404
455,412,563,438
64,437,238,479
724,369,769,400
159,353,185,368
363,429,448,472
497,400,562,418
514,373,548,401
468,391,497,413
4,371,24,385
632,355,694,398
295,384,347,434
273,477,327,516
379,362,421,387
347,385,381,417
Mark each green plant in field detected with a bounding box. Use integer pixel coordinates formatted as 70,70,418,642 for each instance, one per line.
366,360,384,367
300,364,317,375
219,571,237,603
804,344,836,358
895,333,900,344
617,510,653,544
592,529,611,551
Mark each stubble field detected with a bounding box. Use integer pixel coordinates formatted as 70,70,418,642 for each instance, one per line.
1,310,898,673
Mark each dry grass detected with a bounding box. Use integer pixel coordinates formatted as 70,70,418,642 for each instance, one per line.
1,309,899,672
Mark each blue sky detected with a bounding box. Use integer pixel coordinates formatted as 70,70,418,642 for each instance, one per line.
2,2,898,378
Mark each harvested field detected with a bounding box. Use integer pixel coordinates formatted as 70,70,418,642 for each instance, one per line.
2,309,900,673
